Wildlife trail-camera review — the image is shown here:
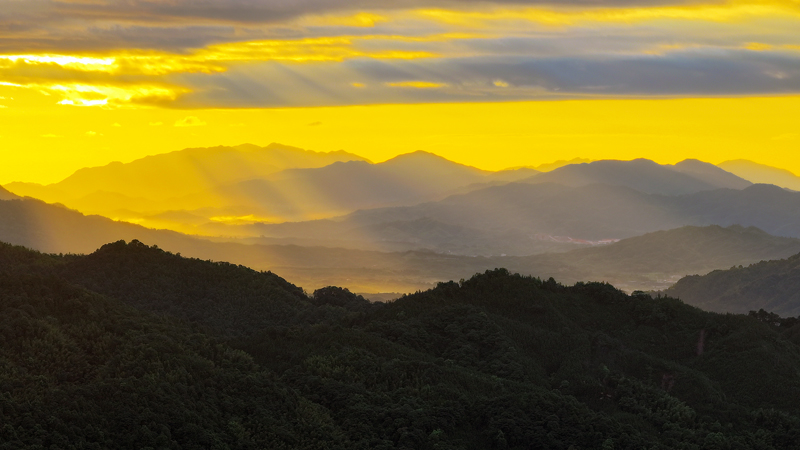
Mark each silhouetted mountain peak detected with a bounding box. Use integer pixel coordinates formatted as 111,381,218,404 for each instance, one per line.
382,150,453,164
379,151,488,178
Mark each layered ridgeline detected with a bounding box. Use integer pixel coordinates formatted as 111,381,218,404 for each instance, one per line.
5,143,370,201
167,151,535,222
3,143,369,228
237,224,800,294
526,158,751,194
247,181,800,256
2,145,537,229
3,196,800,294
666,252,800,317
3,151,755,238
718,159,800,192
2,240,800,449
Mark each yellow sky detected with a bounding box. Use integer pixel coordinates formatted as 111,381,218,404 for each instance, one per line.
2,91,799,184
1,0,799,184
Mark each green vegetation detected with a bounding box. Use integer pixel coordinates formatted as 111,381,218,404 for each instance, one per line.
2,240,800,448
666,252,800,316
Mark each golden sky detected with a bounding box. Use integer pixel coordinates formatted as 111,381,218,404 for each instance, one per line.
1,0,799,184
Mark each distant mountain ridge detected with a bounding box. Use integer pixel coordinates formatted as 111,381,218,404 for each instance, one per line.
246,182,800,256
524,158,751,194
0,185,19,200
172,150,524,221
6,193,800,294
3,146,540,227
5,143,369,202
718,159,800,191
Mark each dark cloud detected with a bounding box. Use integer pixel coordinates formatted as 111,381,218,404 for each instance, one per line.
167,50,800,108
0,0,713,52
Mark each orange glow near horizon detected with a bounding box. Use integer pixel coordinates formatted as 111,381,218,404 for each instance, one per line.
1,94,800,184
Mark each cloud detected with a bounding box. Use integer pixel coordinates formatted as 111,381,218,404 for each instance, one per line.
112,122,122,127
308,121,323,126
149,121,163,126
40,134,61,138
174,116,206,127
167,48,800,108
85,131,101,136
772,133,798,141
1,0,800,110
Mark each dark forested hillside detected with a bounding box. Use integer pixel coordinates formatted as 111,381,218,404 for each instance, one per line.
2,240,800,449
666,252,800,316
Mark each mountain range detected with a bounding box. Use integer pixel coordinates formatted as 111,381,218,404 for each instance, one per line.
4,194,800,296
4,145,774,239
4,144,800,299
6,143,369,201
4,145,538,228
167,151,535,222
244,182,800,257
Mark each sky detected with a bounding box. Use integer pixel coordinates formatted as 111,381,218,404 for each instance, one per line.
1,0,799,184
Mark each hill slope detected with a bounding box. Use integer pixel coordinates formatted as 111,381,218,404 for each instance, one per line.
3,242,800,449
0,241,347,449
0,184,19,200
718,159,800,191
666,252,800,316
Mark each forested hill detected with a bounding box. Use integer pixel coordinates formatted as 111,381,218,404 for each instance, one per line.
666,252,800,316
3,240,800,449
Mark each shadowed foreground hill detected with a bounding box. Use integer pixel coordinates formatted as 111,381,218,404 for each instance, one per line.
2,240,800,449
666,252,800,316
